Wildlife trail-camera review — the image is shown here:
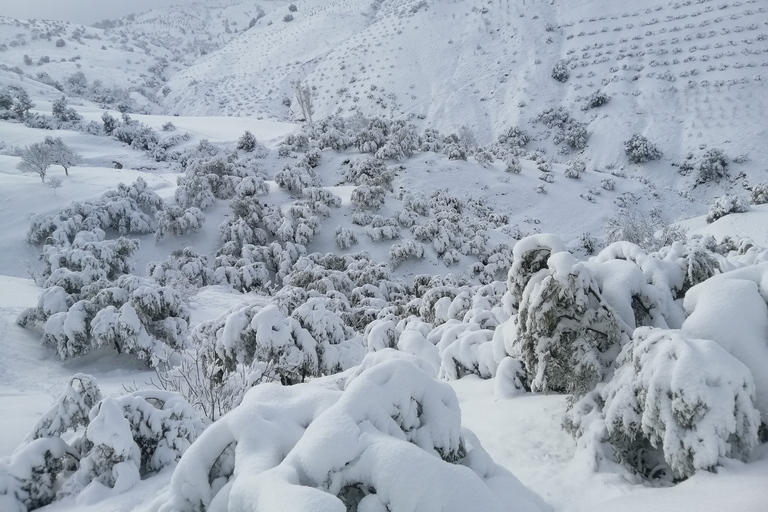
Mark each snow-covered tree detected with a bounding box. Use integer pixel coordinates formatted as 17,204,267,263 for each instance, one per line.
515,252,622,397
51,96,81,123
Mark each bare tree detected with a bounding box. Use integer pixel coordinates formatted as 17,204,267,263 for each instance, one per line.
17,142,52,182
294,82,314,126
44,137,82,175
48,176,63,196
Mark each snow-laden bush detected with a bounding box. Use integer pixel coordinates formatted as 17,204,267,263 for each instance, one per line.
192,300,364,386
749,183,768,205
146,247,214,292
556,120,589,150
2,375,204,511
27,179,158,245
26,374,102,443
505,234,565,311
156,351,549,512
274,161,322,195
351,184,387,210
581,90,610,110
696,148,729,184
0,437,78,511
41,233,138,285
334,226,358,249
505,155,522,174
706,194,750,223
515,252,622,398
551,59,570,82
624,133,662,164
154,206,205,241
565,327,759,481
389,239,425,268
374,120,418,161
498,126,530,149
682,267,768,423
564,159,585,179
58,398,142,501
40,278,189,364
340,157,396,190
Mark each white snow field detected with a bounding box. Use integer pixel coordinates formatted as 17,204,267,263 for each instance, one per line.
1,0,768,511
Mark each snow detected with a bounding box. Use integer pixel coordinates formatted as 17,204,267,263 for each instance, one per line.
2,1,768,510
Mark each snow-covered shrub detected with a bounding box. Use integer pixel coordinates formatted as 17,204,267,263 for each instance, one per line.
351,184,387,210
624,133,662,163
564,159,585,179
706,194,750,223
566,328,759,481
334,226,358,249
604,209,687,252
274,161,322,195
27,179,159,246
146,247,214,292
339,157,396,190
193,301,363,386
557,120,589,150
538,172,555,184
25,374,102,443
498,126,530,148
374,120,418,161
58,397,142,501
552,59,570,82
157,352,548,512
600,178,615,191
696,148,729,184
389,240,425,268
40,278,189,364
236,130,258,152
51,96,81,123
112,116,159,151
749,183,768,205
154,206,205,242
581,90,610,110
41,234,139,284
505,155,522,174
515,252,622,397
0,437,78,511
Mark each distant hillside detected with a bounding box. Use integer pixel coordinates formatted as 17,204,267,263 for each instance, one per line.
159,0,767,199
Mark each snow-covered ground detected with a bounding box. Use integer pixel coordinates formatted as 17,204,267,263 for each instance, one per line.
2,0,768,511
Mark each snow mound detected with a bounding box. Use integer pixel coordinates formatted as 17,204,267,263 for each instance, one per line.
155,351,550,512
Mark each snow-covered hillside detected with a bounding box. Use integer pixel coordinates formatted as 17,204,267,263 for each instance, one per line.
162,0,768,180
1,1,768,512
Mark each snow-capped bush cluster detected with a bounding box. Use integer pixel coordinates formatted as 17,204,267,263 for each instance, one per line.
18,179,196,365
0,375,204,511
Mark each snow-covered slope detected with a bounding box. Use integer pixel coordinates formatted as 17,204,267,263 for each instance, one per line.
162,0,767,189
